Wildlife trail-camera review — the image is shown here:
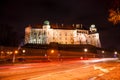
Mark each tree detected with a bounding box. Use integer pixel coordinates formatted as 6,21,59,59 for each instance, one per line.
108,0,120,25
108,8,120,25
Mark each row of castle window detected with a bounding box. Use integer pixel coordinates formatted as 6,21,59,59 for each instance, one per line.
31,36,73,41
31,34,95,41
30,38,74,44
30,36,96,44
31,31,93,40
77,30,88,34
30,41,72,44
32,30,88,35
30,38,93,44
32,32,74,37
29,39,93,44
32,32,89,37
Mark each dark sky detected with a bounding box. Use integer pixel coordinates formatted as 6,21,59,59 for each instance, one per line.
0,0,120,49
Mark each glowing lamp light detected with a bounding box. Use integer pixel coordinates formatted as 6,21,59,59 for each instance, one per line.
84,48,88,52
114,51,117,55
1,51,4,54
22,50,26,53
10,51,13,54
51,50,54,53
14,50,18,54
102,50,104,53
6,51,10,54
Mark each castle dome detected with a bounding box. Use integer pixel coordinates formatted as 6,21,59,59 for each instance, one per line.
44,20,50,25
43,20,50,29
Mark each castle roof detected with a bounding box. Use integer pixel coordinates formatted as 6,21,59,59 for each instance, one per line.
31,24,88,30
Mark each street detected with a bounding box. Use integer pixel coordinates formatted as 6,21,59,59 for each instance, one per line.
0,58,120,80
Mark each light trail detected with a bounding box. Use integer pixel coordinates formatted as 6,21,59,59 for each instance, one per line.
81,58,119,63
0,58,119,80
28,64,93,80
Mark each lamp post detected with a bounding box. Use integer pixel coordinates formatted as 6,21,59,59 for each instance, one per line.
12,50,18,63
22,49,26,62
22,50,26,56
22,50,26,53
51,49,54,54
102,50,105,58
114,51,118,58
0,51,4,59
84,48,88,58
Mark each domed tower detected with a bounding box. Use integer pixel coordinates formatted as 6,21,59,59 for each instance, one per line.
89,24,97,33
42,20,51,29
89,24,101,47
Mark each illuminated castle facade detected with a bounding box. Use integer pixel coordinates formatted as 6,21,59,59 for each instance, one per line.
25,21,101,47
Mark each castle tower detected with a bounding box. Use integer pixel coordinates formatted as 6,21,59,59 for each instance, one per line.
25,25,31,44
42,20,51,29
89,24,101,47
90,24,97,33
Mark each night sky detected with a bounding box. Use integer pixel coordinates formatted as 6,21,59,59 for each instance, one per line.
0,0,120,49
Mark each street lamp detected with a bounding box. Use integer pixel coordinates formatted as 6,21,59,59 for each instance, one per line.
102,50,104,53
22,50,26,56
22,50,26,53
84,48,88,52
51,49,54,54
114,51,118,58
84,48,88,58
0,51,4,59
114,51,117,54
22,49,26,61
12,50,18,63
102,50,105,58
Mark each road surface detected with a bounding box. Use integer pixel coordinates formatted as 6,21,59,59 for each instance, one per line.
0,58,120,80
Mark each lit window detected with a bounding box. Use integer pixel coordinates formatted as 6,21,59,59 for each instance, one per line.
34,33,37,35
33,39,36,42
65,33,67,36
65,37,67,40
38,32,40,36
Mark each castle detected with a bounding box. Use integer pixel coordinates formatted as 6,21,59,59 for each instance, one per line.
25,21,101,48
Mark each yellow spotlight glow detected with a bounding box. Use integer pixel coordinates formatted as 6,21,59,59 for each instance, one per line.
51,50,54,53
14,50,18,54
84,48,88,52
22,50,26,53
114,51,117,55
1,51,4,54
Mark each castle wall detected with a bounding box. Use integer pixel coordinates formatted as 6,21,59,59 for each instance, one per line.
25,23,101,48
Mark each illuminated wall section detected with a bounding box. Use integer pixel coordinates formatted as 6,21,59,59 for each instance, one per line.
29,29,46,44
25,25,31,44
51,29,75,44
76,30,89,44
89,33,101,47
88,24,101,47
